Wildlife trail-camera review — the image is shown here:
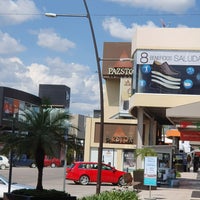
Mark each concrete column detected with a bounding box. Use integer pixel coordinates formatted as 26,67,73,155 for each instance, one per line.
149,117,154,145
84,118,92,161
136,107,143,169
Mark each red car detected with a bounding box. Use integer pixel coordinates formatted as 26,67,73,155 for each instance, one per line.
66,161,126,185
44,156,61,168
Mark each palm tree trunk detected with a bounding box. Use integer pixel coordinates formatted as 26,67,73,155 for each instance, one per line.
36,166,43,190
35,145,45,190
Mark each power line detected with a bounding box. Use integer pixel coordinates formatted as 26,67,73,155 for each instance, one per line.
0,12,200,17
93,13,200,17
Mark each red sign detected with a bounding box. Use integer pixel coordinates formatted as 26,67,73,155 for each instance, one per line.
180,130,200,141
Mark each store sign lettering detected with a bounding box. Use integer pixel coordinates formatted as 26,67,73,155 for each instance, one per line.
106,136,134,144
137,50,200,66
108,67,133,76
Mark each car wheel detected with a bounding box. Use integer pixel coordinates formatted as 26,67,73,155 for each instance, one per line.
0,165,6,170
51,163,56,168
31,163,36,168
118,176,125,186
79,175,89,185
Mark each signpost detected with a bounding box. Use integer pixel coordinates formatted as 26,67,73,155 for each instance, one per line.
144,156,157,200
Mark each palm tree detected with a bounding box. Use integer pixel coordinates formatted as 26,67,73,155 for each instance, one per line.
135,147,157,160
0,107,74,190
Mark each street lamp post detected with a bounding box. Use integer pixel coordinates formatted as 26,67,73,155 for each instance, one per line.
8,117,15,193
63,127,68,192
45,0,104,194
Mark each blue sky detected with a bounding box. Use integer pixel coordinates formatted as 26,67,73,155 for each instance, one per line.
0,0,199,116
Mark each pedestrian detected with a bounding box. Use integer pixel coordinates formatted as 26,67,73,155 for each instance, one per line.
187,154,191,172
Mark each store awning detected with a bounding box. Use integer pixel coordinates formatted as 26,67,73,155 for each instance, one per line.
166,129,180,139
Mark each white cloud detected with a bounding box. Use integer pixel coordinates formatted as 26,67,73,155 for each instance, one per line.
0,31,26,54
25,59,100,115
102,17,157,40
0,0,40,24
106,0,195,13
70,102,97,116
0,56,99,115
177,24,189,28
0,57,34,93
37,29,75,52
45,57,99,100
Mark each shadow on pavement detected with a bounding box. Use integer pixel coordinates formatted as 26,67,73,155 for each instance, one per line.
178,178,200,189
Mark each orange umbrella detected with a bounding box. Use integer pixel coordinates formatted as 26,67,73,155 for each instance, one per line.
166,129,180,139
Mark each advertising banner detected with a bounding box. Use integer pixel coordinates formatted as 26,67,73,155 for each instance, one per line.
102,149,114,166
3,97,20,119
123,150,136,172
144,156,157,186
119,78,132,112
134,50,200,94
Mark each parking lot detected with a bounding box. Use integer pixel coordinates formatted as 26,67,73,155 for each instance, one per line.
0,167,116,199
1,167,199,200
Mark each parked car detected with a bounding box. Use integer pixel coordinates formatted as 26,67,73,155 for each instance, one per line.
0,175,34,198
66,161,126,185
0,155,10,170
12,155,36,168
44,156,61,168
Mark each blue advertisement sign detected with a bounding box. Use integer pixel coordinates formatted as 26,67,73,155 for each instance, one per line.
144,156,157,186
133,50,200,95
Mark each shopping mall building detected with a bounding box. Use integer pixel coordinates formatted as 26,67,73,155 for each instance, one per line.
0,84,73,161
84,28,200,172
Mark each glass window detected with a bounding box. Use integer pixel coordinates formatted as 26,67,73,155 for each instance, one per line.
102,164,111,170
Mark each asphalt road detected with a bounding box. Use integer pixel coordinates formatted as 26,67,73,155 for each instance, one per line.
1,167,199,200
0,167,117,199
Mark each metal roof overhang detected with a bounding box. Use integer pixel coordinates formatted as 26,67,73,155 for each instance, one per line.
166,101,200,141
166,101,200,125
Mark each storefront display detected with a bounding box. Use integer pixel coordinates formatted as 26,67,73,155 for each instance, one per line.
172,153,187,172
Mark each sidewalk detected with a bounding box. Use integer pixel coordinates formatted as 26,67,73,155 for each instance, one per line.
138,171,200,200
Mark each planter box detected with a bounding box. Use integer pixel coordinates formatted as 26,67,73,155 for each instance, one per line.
67,197,77,200
3,193,77,200
4,193,32,200
123,173,133,184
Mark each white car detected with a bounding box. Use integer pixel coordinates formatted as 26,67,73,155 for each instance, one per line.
0,155,9,170
0,175,34,198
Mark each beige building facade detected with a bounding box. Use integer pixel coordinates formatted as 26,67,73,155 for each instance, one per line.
84,28,200,171
85,42,138,172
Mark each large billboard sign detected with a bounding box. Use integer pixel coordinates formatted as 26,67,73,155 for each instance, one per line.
39,84,70,109
133,50,200,94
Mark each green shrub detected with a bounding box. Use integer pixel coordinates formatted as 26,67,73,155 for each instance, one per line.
79,190,139,200
176,171,181,178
